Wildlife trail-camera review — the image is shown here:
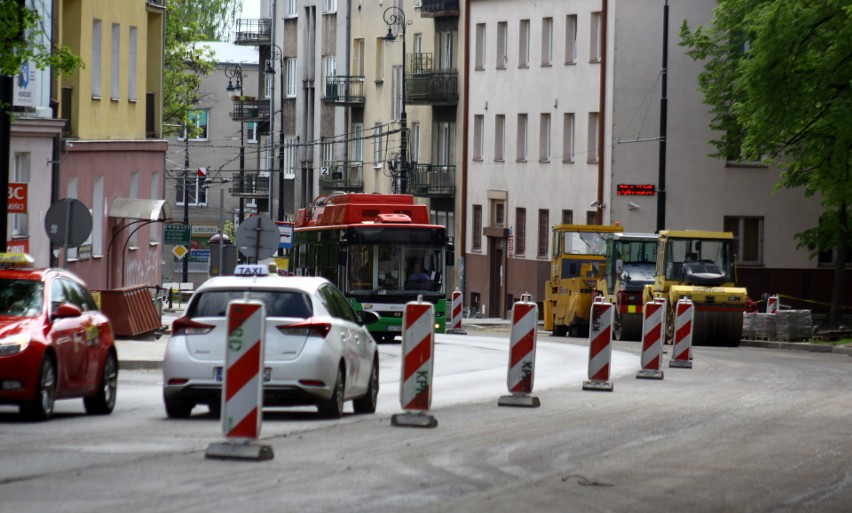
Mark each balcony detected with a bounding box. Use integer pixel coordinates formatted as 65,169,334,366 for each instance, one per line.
321,76,366,106
408,164,456,197
407,54,458,106
228,172,271,198
229,98,270,123
419,0,459,18
234,19,272,46
319,162,364,192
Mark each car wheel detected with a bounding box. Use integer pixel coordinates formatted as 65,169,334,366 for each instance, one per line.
318,366,345,419
84,350,118,415
22,356,56,421
164,398,194,419
353,358,379,414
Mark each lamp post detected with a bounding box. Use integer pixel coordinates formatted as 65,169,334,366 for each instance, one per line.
182,121,190,282
383,6,409,194
264,44,286,223
224,63,246,223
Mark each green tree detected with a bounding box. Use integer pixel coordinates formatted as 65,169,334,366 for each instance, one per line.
163,0,241,136
680,0,852,327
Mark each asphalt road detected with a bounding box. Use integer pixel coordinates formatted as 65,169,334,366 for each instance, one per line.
1,333,851,513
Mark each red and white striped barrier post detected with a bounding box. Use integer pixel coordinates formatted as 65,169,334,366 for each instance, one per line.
392,296,438,428
766,295,778,315
446,288,467,334
636,298,666,380
499,294,540,407
669,298,694,369
583,297,614,391
206,297,273,461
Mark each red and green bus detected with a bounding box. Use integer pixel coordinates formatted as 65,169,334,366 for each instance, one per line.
290,193,451,342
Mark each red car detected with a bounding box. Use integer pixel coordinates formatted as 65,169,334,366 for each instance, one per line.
0,254,117,420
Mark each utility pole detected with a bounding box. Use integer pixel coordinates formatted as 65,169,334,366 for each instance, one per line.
182,123,190,282
657,0,669,233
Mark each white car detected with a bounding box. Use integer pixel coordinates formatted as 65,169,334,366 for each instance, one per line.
163,275,379,419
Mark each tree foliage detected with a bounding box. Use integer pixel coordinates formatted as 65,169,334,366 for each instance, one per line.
163,0,241,136
0,0,82,80
681,0,852,325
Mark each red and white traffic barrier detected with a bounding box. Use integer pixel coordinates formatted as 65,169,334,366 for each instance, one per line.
392,296,438,428
767,295,779,315
669,298,694,369
499,295,540,407
206,297,273,461
583,297,614,391
446,288,467,334
636,298,666,380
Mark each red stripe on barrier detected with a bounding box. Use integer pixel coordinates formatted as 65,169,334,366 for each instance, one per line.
590,363,610,381
405,304,430,329
228,406,259,438
403,388,430,411
511,374,533,393
676,321,691,342
403,337,431,382
226,342,262,401
646,323,661,343
646,355,660,370
510,332,534,368
589,326,612,359
228,303,261,335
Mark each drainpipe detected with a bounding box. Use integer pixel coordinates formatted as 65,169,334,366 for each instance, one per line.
596,0,608,225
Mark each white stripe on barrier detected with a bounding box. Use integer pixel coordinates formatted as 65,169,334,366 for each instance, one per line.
670,299,694,369
583,298,614,391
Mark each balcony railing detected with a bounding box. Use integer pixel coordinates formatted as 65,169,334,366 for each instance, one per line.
228,172,271,198
419,0,460,17
234,19,272,46
406,54,458,105
319,161,364,191
408,163,456,197
321,76,366,105
230,98,271,122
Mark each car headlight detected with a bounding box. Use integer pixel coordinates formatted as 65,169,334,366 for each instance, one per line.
0,334,32,356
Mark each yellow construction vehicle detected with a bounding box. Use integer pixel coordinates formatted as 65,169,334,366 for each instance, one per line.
544,224,623,337
598,233,658,341
643,230,747,347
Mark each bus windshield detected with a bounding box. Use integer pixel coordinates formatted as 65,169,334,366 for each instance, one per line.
347,242,445,295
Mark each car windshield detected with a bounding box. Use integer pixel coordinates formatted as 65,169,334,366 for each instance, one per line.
0,279,43,317
188,290,313,319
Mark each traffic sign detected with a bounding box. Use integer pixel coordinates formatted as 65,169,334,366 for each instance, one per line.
44,198,92,247
172,245,189,260
236,216,279,261
165,223,191,245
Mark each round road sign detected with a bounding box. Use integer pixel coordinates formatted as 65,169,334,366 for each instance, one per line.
44,198,93,247
236,216,279,261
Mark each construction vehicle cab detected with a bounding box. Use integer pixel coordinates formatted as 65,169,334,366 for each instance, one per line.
599,233,658,341
644,230,747,346
544,224,622,337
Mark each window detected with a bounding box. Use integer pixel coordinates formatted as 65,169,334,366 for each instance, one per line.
391,65,402,120
92,19,102,98
353,39,365,76
66,178,78,260
586,210,597,224
286,0,298,18
128,26,137,101
285,58,297,98
246,122,259,143
375,37,384,82
322,56,336,97
495,114,505,161
94,176,104,255
180,109,209,141
324,0,337,13
516,208,526,256
435,122,454,165
373,123,382,168
590,12,602,63
431,208,455,239
561,209,573,224
587,112,599,163
129,172,139,248
539,113,551,162
473,115,484,161
724,216,764,265
110,23,120,100
439,31,454,70
517,113,528,162
491,201,505,227
11,153,29,238
284,137,297,178
519,19,530,68
475,23,486,70
176,175,207,207
541,17,553,66
497,22,508,70
411,122,420,164
563,113,575,162
537,209,549,257
473,205,483,251
566,15,577,64
353,123,364,163
149,172,159,244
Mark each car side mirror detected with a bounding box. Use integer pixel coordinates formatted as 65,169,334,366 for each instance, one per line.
53,302,83,319
359,310,380,326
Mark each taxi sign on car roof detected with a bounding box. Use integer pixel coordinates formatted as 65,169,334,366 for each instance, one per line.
0,253,35,268
234,264,269,276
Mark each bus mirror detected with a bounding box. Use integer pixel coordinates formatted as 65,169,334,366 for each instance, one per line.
446,237,455,266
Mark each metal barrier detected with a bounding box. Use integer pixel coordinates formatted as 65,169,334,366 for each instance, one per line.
96,285,162,337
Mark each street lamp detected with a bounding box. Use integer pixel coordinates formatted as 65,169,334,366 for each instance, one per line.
263,44,286,223
224,63,246,223
383,6,410,194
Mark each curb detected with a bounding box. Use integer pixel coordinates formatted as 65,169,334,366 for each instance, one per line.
120,360,163,371
740,340,852,355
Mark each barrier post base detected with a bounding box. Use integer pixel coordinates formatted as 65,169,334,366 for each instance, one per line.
205,440,274,461
582,380,614,392
445,328,468,335
636,369,664,380
498,394,540,408
391,412,438,428
669,360,693,369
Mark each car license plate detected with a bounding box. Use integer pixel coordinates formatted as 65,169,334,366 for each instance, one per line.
387,325,402,332
215,367,271,382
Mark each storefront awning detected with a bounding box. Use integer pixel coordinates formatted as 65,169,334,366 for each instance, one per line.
109,198,171,221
